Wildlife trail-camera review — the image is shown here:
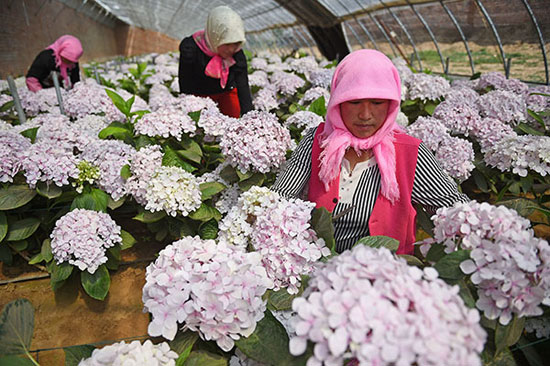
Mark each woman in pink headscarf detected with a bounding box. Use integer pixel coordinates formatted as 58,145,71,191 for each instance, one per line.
273,49,468,254
178,6,252,117
26,35,83,92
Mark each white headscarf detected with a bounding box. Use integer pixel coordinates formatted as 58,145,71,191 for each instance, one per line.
205,6,246,51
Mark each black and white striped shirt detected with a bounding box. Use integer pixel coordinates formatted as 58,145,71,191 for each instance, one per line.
272,128,469,253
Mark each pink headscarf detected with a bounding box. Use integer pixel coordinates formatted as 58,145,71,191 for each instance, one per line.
47,35,83,86
319,49,403,203
192,30,237,89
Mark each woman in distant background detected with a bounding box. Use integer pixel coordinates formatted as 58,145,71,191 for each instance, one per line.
178,5,252,117
26,35,83,92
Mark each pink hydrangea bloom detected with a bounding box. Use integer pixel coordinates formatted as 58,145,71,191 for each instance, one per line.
134,107,196,140
406,116,450,151
476,90,527,125
406,73,451,101
78,340,177,366
270,71,306,95
435,136,475,182
433,99,481,136
125,145,164,205
0,130,32,183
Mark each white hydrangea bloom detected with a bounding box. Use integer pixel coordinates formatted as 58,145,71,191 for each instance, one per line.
435,136,475,182
484,135,550,177
126,145,164,205
406,73,451,101
134,107,196,140
78,340,177,366
270,71,306,95
284,111,323,130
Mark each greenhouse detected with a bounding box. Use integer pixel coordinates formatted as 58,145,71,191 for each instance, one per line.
0,0,549,365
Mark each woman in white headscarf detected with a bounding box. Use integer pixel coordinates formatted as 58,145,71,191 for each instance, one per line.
178,5,252,117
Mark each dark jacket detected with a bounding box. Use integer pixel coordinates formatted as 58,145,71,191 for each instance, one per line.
26,49,80,88
178,36,253,114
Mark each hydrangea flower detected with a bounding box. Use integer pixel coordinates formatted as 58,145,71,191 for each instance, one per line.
433,99,481,136
50,209,122,274
289,245,486,365
392,57,413,83
253,86,279,112
527,85,550,112
502,78,529,96
134,107,196,140
476,90,526,125
248,70,269,88
395,111,409,128
471,117,517,153
308,68,334,89
435,136,475,182
142,236,273,350
406,116,450,151
175,94,217,113
72,160,101,193
406,73,450,101
34,113,93,150
198,106,233,138
219,187,331,294
286,56,319,77
78,340,178,366
17,87,63,116
444,86,479,106
427,201,550,325
477,71,507,90
144,166,202,217
0,94,13,117
299,87,330,107
0,130,32,182
525,317,550,339
125,145,164,205
220,111,292,173
149,83,178,111
250,57,269,71
284,111,323,130
73,115,109,138
270,71,306,95
483,135,550,177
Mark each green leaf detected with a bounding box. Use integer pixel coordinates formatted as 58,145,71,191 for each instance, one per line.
198,219,218,239
238,173,265,191
188,111,201,123
497,198,536,219
133,210,166,223
120,164,132,179
433,250,471,280
0,100,14,112
235,310,294,365
98,124,132,140
120,230,137,250
170,330,198,365
9,241,28,251
81,265,110,301
310,207,335,251
199,182,226,201
6,218,40,242
0,299,34,356
134,135,155,149
219,165,239,183
527,109,546,129
0,185,37,210
167,218,195,238
70,188,109,212
183,351,227,366
516,122,545,136
398,254,424,267
105,89,129,116
0,244,13,265
20,127,38,143
236,170,254,181
425,243,446,262
424,101,437,115
266,289,299,311
482,347,517,366
64,344,95,366
90,188,110,210
414,204,434,237
495,315,526,354
41,239,53,263
0,212,7,242
457,279,476,308
125,95,135,113
472,169,489,193
50,261,73,283
36,182,63,199
308,96,326,117
107,197,125,210
28,253,43,265
188,203,221,222
105,246,121,270
0,355,36,366
354,235,400,251
163,146,197,172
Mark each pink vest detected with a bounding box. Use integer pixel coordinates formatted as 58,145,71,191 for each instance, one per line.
308,123,420,254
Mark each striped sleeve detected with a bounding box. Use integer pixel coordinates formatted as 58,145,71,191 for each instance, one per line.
412,143,469,214
271,128,316,199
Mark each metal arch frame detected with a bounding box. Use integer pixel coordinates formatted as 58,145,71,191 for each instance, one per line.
406,0,445,74
333,0,369,49
301,25,323,58
439,0,475,74
348,0,383,51
520,0,549,85
473,0,507,76
344,21,365,49
293,26,316,57
380,0,422,70
367,12,399,58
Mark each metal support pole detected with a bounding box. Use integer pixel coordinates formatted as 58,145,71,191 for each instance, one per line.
406,0,445,73
6,76,26,124
344,21,365,49
51,71,65,115
473,0,507,75
294,27,316,57
439,0,475,75
505,57,512,79
368,13,398,58
520,0,548,85
94,67,101,84
349,0,380,50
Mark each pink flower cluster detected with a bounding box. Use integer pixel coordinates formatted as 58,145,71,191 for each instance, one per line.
405,73,450,101
248,70,269,88
198,106,234,139
134,107,196,140
284,111,323,130
219,186,331,294
252,86,279,112
406,116,449,151
476,90,527,125
125,145,164,205
21,140,79,188
429,201,550,325
50,208,122,274
308,68,334,89
433,99,481,136
142,236,273,350
220,111,292,173
435,136,475,182
78,340,178,366
0,130,32,183
270,71,306,95
289,245,486,365
148,84,177,111
300,87,330,107
17,87,63,116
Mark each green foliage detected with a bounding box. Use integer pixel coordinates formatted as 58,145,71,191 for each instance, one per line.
63,344,95,366
81,265,111,300
354,235,400,252
6,218,40,242
170,330,199,365
20,128,38,143
0,185,37,210
310,207,335,251
0,299,38,366
433,250,471,280
308,96,326,117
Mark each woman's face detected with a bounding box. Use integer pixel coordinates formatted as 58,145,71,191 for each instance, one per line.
217,42,241,58
60,56,75,67
340,98,390,138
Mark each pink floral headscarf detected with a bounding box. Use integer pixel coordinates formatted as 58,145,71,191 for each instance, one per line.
319,49,403,203
47,35,83,86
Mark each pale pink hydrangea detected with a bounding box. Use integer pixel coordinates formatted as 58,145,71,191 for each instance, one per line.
0,130,32,182
175,94,217,113
286,56,319,77
392,57,413,83
406,116,450,151
433,99,481,136
476,90,527,125
527,85,550,112
299,87,330,107
483,135,550,177
73,115,109,138
125,145,164,205
471,117,517,153
170,77,179,93
134,107,196,140
270,71,306,95
145,63,177,85
290,245,486,366
248,70,269,88
253,86,279,112
257,51,281,64
428,201,550,325
142,236,273,350
149,83,178,111
435,136,475,182
502,78,529,96
308,68,334,89
477,72,507,90
395,111,409,128
78,340,178,366
219,187,331,294
17,87,63,116
284,111,323,130
220,111,292,173
80,139,136,200
144,166,202,217
266,62,290,74
34,113,93,150
50,208,122,274
0,120,12,131
198,106,233,138
0,93,12,116
21,140,79,188
250,57,269,71
525,317,550,339
406,73,451,101
444,86,479,106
